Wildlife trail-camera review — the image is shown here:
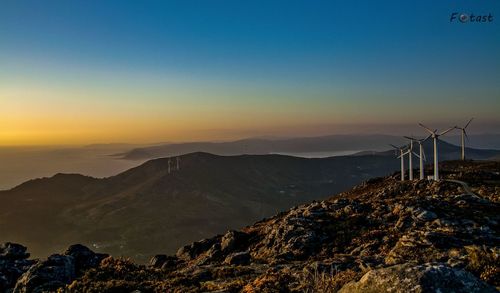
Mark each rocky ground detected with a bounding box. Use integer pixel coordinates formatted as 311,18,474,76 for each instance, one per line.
1,160,499,292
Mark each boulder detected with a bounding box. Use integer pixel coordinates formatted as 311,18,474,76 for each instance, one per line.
14,254,75,293
150,254,167,268
220,230,249,252
150,254,178,269
224,251,250,265
176,238,218,261
0,243,29,260
0,243,35,292
339,263,497,293
13,244,106,293
415,210,437,222
64,244,108,274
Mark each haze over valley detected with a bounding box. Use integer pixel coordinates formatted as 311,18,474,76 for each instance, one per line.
2,133,500,190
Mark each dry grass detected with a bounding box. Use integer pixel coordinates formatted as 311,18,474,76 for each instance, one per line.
241,268,294,293
465,245,500,286
298,264,359,293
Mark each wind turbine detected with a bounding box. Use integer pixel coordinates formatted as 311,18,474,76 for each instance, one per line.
176,156,180,171
167,158,171,174
404,135,430,180
418,124,455,181
390,144,409,181
454,118,473,161
402,137,417,180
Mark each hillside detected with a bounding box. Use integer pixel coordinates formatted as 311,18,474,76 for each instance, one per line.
0,152,400,263
2,160,499,292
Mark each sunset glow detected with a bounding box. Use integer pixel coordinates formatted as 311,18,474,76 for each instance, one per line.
1,1,499,145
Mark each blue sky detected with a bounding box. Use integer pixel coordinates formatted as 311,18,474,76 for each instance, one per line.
1,0,499,144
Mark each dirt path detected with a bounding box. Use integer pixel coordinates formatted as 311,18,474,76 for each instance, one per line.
445,179,480,198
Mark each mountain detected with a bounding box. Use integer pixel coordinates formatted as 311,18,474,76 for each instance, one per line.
0,152,400,264
1,142,499,264
2,160,499,292
114,134,500,160
363,139,500,161
443,133,500,150
114,135,411,160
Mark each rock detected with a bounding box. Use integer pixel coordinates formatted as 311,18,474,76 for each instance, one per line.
13,244,105,293
0,243,29,260
415,209,437,221
339,263,497,293
255,210,323,260
14,254,75,293
0,243,35,292
224,251,250,265
196,243,223,265
176,238,218,261
160,258,178,270
150,254,167,268
220,230,249,252
64,244,108,274
150,254,178,269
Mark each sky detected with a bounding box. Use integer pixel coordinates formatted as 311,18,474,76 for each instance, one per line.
1,0,499,145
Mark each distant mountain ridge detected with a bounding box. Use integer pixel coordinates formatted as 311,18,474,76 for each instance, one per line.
114,134,500,160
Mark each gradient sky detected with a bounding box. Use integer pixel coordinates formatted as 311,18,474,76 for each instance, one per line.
1,0,499,145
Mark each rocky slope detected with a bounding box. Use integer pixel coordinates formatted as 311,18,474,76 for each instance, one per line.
1,160,499,292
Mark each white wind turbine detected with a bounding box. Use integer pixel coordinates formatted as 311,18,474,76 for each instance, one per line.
418,124,455,181
390,144,409,181
404,135,430,180
402,137,419,180
454,118,473,161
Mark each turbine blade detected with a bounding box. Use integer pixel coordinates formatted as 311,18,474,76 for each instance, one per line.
439,127,455,136
465,117,473,128
404,135,416,140
389,144,399,149
412,152,420,158
418,123,435,135
464,130,470,141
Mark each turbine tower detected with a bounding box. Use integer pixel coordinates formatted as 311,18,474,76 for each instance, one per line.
176,156,180,171
390,144,409,181
454,118,473,161
167,157,171,174
418,124,454,181
404,138,415,180
404,135,430,180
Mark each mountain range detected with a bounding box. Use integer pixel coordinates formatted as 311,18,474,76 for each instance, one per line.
113,134,500,160
0,140,499,264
